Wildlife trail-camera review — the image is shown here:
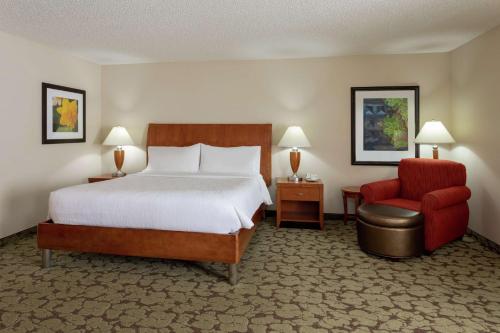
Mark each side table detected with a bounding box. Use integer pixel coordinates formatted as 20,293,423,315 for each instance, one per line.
341,186,363,224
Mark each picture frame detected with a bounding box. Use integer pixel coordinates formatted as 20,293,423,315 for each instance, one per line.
42,82,86,144
351,86,420,166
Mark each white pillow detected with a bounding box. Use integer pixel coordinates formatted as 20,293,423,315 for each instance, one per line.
200,144,261,175
146,144,200,173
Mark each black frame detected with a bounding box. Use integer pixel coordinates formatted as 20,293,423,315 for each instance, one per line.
351,86,420,166
42,82,86,144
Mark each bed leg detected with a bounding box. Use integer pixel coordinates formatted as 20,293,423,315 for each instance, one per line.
42,249,51,268
228,263,238,285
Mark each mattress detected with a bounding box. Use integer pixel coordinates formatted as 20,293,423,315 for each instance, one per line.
48,171,272,234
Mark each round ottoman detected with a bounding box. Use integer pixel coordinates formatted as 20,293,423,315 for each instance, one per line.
356,204,424,258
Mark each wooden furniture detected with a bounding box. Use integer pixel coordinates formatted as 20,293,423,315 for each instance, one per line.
38,123,272,285
341,186,362,224
88,174,117,183
276,178,324,230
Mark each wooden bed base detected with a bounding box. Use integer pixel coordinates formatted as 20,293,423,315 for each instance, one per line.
38,206,265,284
37,123,272,285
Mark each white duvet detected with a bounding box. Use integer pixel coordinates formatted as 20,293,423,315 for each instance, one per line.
49,171,272,234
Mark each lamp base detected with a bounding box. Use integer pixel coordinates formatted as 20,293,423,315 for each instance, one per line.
289,149,302,182
432,145,439,159
112,170,126,177
288,174,302,182
113,148,126,177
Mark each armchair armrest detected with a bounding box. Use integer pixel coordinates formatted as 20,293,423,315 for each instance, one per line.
360,178,400,203
422,186,471,211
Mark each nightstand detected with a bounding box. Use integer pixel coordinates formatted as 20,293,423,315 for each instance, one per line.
276,177,324,230
88,174,117,183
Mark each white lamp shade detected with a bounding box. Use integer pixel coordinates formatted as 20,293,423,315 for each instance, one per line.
415,121,455,144
278,126,311,148
103,126,134,146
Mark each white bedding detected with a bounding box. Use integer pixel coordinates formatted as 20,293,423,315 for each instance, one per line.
49,172,272,234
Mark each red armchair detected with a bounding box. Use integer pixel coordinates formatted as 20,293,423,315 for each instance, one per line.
360,158,471,252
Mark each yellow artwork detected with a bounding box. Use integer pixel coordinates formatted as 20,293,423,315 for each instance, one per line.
52,97,78,132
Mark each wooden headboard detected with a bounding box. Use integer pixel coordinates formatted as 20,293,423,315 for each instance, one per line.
147,123,272,185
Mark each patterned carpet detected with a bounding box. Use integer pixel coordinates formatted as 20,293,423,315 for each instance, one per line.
1,219,500,333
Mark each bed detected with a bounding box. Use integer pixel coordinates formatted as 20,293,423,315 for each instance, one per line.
37,123,272,284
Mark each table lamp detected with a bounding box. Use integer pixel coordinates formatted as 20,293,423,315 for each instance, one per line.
415,120,455,159
278,126,311,182
103,126,134,177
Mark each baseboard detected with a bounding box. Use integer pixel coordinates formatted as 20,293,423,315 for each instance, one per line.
265,210,343,221
0,226,37,247
467,228,500,254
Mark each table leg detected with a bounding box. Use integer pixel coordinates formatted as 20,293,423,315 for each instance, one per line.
342,192,348,225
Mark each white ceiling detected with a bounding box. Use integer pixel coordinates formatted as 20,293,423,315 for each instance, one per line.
1,0,500,65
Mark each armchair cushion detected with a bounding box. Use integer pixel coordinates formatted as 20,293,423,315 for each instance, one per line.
375,198,421,212
361,179,400,203
421,186,472,211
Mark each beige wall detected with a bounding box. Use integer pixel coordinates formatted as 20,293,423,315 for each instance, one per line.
0,31,102,238
451,25,500,244
102,54,452,213
1,22,498,243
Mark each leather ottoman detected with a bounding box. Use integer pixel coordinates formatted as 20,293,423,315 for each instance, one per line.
356,204,424,258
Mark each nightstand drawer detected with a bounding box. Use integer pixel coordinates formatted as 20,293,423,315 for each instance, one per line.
281,187,320,201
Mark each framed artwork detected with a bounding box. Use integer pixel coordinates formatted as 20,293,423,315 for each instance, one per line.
351,86,419,165
42,82,86,144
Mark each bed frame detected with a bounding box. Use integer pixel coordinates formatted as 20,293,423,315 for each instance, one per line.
38,123,272,284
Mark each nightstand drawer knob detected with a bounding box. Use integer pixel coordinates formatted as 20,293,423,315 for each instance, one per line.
298,192,304,196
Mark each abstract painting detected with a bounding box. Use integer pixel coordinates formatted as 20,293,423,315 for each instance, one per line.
42,83,86,144
351,86,419,165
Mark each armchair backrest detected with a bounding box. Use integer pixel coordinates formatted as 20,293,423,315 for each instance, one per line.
399,158,466,201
